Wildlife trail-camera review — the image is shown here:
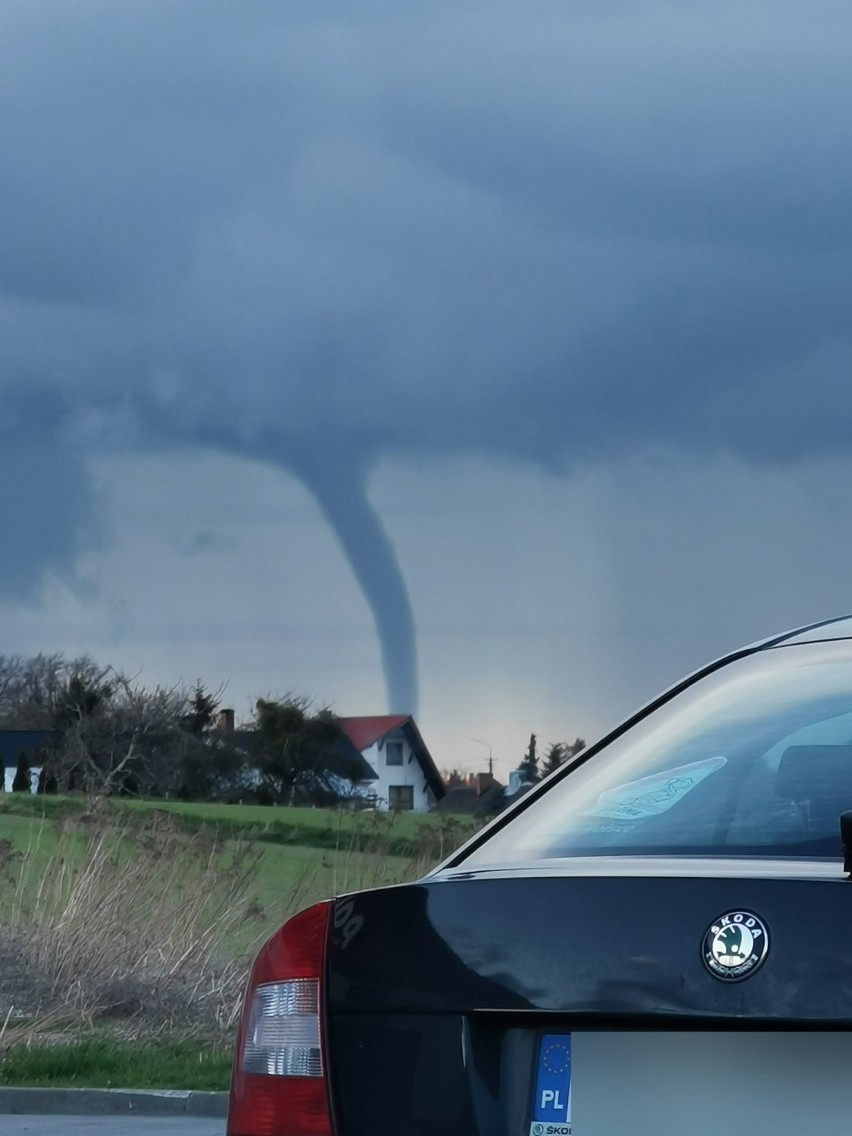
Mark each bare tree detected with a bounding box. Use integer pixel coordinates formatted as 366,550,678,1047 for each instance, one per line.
0,653,104,727
0,655,26,717
0,653,240,800
49,669,244,800
49,671,185,797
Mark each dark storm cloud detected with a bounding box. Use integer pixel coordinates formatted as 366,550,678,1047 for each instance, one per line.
3,0,852,706
0,381,96,596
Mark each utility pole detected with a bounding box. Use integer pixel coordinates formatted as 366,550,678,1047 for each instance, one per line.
470,737,494,775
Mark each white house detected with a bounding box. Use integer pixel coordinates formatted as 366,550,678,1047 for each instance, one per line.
338,715,445,812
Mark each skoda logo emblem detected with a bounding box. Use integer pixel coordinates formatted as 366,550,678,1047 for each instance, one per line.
702,910,769,982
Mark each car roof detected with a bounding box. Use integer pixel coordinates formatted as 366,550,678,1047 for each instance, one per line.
433,611,852,875
767,614,852,648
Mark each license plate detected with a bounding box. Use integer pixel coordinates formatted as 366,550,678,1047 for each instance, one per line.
529,1033,572,1136
542,1033,852,1135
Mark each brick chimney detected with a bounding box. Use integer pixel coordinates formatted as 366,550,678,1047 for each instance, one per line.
475,771,494,796
217,708,235,732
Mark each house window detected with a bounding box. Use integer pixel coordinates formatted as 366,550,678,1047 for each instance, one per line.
385,741,404,766
388,784,414,811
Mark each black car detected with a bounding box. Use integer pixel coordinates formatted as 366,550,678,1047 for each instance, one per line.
227,616,852,1136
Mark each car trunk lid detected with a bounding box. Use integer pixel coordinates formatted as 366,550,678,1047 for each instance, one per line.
325,865,852,1135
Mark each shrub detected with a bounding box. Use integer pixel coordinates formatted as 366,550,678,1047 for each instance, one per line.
11,754,30,793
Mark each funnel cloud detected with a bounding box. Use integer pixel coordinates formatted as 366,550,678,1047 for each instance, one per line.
287,451,418,715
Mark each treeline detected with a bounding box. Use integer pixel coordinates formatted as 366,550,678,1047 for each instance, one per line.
0,653,368,804
515,733,586,782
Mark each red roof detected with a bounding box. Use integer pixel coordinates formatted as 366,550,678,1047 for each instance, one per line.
338,715,410,752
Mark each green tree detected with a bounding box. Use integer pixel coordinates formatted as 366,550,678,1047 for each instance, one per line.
12,751,30,792
542,737,586,777
185,682,221,737
518,733,538,783
541,742,566,776
252,696,367,804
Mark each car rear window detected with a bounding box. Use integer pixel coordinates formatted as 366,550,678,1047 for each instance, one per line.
462,639,852,866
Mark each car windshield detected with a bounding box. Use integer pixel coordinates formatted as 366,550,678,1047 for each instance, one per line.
462,639,852,866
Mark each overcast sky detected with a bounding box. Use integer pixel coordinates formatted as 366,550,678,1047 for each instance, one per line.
3,2,852,776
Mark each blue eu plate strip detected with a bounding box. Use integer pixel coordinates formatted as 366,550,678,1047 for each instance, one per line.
532,1033,572,1124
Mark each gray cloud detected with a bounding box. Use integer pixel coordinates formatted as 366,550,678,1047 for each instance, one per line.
3,1,852,709
0,432,98,599
181,529,238,557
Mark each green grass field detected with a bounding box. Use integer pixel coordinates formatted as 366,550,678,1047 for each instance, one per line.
0,793,480,858
0,796,473,952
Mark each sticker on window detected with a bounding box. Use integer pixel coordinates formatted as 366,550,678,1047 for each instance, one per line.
586,756,727,820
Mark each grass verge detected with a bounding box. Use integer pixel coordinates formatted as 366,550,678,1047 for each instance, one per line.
0,1037,232,1090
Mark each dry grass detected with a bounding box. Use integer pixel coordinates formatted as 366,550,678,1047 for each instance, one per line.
0,810,270,1046
322,808,476,893
0,804,481,1058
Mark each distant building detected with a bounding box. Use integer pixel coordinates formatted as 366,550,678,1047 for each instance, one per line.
338,716,445,812
434,771,505,815
0,729,50,793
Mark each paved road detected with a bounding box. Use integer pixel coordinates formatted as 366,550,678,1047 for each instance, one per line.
0,1119,224,1135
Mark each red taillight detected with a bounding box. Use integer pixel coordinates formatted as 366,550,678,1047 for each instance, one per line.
228,901,334,1136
